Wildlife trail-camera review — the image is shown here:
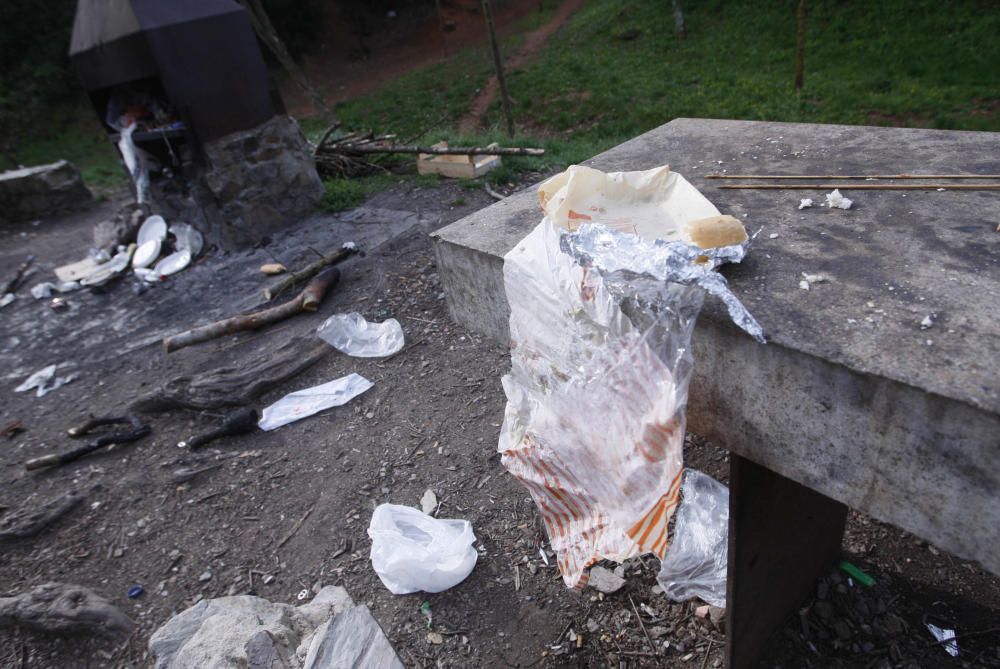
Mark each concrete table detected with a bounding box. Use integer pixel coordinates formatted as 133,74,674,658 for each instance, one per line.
431,119,1000,667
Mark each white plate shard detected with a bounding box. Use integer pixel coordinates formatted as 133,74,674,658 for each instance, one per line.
169,223,203,257
137,215,167,245
258,373,374,431
132,239,162,268
153,250,192,277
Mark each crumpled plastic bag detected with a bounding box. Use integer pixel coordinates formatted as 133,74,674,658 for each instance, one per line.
656,469,729,608
498,165,760,589
318,312,405,358
368,504,478,594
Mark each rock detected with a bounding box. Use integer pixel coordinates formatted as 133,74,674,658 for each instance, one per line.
426,631,444,645
302,605,404,669
198,571,213,583
420,490,437,515
150,586,355,669
0,582,133,640
588,566,626,594
0,160,92,224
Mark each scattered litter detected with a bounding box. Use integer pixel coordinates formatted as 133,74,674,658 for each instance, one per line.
920,314,934,330
170,223,203,256
839,560,875,587
137,215,167,245
367,503,477,594
127,585,144,599
926,623,959,657
317,312,405,358
296,589,309,600
132,239,161,268
420,490,438,515
657,470,729,608
260,263,287,275
799,280,810,291
587,566,626,594
152,249,192,277
768,232,779,239
30,281,79,299
81,245,134,287
824,189,853,210
800,272,831,291
14,364,78,398
54,257,100,283
936,188,946,192
798,198,814,210
0,293,15,308
258,373,373,431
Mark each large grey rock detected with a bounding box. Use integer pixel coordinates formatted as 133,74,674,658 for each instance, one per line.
0,160,92,223
149,586,357,669
302,605,404,669
200,115,324,248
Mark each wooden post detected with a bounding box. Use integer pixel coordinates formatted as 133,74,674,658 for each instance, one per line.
794,0,806,90
481,0,516,137
239,0,335,122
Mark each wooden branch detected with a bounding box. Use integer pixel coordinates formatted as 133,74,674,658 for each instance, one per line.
328,144,544,156
482,0,515,136
717,183,1000,190
183,407,259,450
706,173,1000,179
0,491,82,541
265,245,359,300
2,255,34,295
26,415,149,471
164,267,340,353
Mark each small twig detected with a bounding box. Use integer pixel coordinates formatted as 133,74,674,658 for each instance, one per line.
485,183,506,200
277,504,316,549
630,596,657,654
700,638,715,669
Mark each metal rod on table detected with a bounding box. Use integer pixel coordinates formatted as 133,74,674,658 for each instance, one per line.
717,183,1000,190
706,174,1000,180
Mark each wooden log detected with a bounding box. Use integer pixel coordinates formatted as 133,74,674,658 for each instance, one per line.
164,267,340,353
265,245,359,300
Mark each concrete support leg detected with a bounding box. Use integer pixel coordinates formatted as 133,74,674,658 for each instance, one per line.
725,454,848,668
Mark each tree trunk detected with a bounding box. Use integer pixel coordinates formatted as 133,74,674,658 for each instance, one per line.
794,0,807,90
239,0,335,122
671,0,687,39
482,0,516,137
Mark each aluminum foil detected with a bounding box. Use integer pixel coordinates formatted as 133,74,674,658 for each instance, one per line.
559,223,765,343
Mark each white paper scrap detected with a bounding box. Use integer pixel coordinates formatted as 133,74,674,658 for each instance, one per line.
318,312,404,358
258,373,373,431
798,198,814,210
825,189,853,210
926,623,959,657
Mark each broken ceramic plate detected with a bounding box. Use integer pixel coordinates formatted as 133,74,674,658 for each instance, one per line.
169,223,203,257
137,215,167,245
153,250,192,277
132,238,162,268
81,246,134,287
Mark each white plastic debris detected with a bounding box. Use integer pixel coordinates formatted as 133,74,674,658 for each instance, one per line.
801,272,830,285
920,314,934,330
132,239,162,269
169,223,203,257
798,198,814,210
342,241,357,251
317,313,405,358
0,293,14,309
368,504,477,594
153,250,192,277
30,282,80,299
768,232,779,239
137,215,167,245
656,470,729,608
258,373,373,431
926,623,959,657
15,364,78,398
799,280,811,291
824,189,853,210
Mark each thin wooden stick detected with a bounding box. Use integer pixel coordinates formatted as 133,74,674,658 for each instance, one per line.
333,144,544,156
717,183,1000,190
706,173,1000,180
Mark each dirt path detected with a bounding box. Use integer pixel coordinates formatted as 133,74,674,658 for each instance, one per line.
458,0,584,133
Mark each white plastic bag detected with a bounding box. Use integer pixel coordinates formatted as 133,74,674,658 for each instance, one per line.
656,469,729,608
317,312,405,358
258,373,373,431
367,504,477,594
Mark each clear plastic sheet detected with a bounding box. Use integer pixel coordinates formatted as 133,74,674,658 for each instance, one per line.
368,504,478,594
317,312,405,358
656,469,730,608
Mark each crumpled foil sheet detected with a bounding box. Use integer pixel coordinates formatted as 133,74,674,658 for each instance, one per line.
559,223,765,343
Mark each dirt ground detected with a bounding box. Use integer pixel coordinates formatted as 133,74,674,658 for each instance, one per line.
1,173,999,669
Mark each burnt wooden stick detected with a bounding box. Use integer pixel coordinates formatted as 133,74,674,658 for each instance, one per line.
164,267,340,353
67,414,136,437
2,255,34,295
264,245,359,300
183,407,259,450
26,415,149,471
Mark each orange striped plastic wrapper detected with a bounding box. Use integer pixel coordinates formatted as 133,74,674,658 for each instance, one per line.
500,218,696,589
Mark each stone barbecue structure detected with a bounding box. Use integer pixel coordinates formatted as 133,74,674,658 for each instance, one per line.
68,0,323,247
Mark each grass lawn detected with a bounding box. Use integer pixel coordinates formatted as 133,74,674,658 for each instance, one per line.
11,0,999,199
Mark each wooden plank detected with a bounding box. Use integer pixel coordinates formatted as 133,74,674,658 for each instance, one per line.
725,454,848,669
